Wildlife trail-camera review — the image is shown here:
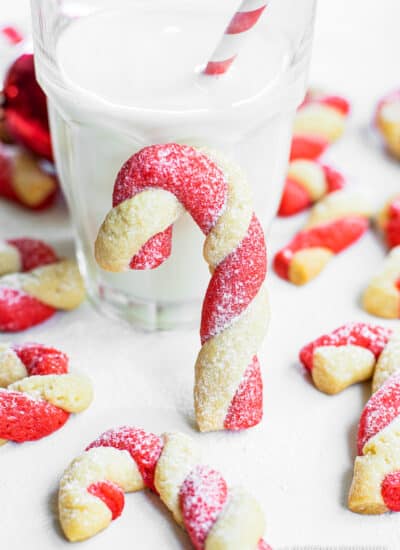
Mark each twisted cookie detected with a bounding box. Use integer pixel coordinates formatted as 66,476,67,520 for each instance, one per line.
363,195,400,318
0,236,84,331
300,324,400,512
348,330,400,513
274,190,371,285
290,90,350,161
277,159,345,217
0,342,92,445
95,144,269,432
59,426,270,549
299,322,392,394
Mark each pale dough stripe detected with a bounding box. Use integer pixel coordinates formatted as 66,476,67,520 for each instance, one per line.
0,241,21,275
362,245,400,319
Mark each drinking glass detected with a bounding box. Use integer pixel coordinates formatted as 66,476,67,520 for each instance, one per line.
31,0,316,329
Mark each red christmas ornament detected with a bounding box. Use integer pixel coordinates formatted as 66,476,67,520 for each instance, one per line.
2,53,53,161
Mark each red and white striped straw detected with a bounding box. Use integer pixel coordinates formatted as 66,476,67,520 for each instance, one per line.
204,0,269,76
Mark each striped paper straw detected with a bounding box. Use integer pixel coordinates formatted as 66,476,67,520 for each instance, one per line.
204,0,269,76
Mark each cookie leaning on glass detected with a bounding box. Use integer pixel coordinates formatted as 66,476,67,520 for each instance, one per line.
95,143,269,433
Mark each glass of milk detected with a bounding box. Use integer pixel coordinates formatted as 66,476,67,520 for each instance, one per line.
31,0,316,330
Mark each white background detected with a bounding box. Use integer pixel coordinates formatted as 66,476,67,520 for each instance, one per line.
0,1,400,549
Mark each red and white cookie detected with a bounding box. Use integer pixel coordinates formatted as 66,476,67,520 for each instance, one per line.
0,238,85,331
349,330,400,513
274,190,372,285
301,325,400,513
277,159,345,217
95,144,269,432
375,89,400,160
59,426,270,549
290,90,351,161
0,143,57,209
0,342,92,445
299,322,392,394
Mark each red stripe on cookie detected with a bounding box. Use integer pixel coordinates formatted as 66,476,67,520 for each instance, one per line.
7,238,58,272
180,465,228,550
201,215,266,342
278,178,312,217
358,373,400,454
224,356,263,430
386,198,400,249
381,471,400,512
0,287,55,332
322,165,346,193
290,135,329,161
87,481,125,520
0,390,69,442
13,343,68,376
318,95,351,116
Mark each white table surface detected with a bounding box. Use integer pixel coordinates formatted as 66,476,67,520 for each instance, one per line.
1,1,400,549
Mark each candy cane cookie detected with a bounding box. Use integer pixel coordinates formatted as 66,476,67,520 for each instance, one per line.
348,329,400,513
290,90,350,161
362,196,400,319
274,190,372,285
0,237,57,276
59,426,271,548
95,144,269,432
0,258,85,331
0,342,92,445
299,322,392,394
277,159,345,217
0,143,57,209
375,89,400,160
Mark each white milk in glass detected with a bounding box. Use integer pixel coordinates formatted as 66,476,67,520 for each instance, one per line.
44,3,304,328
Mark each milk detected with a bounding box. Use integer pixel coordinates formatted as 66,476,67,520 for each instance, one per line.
38,4,306,328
